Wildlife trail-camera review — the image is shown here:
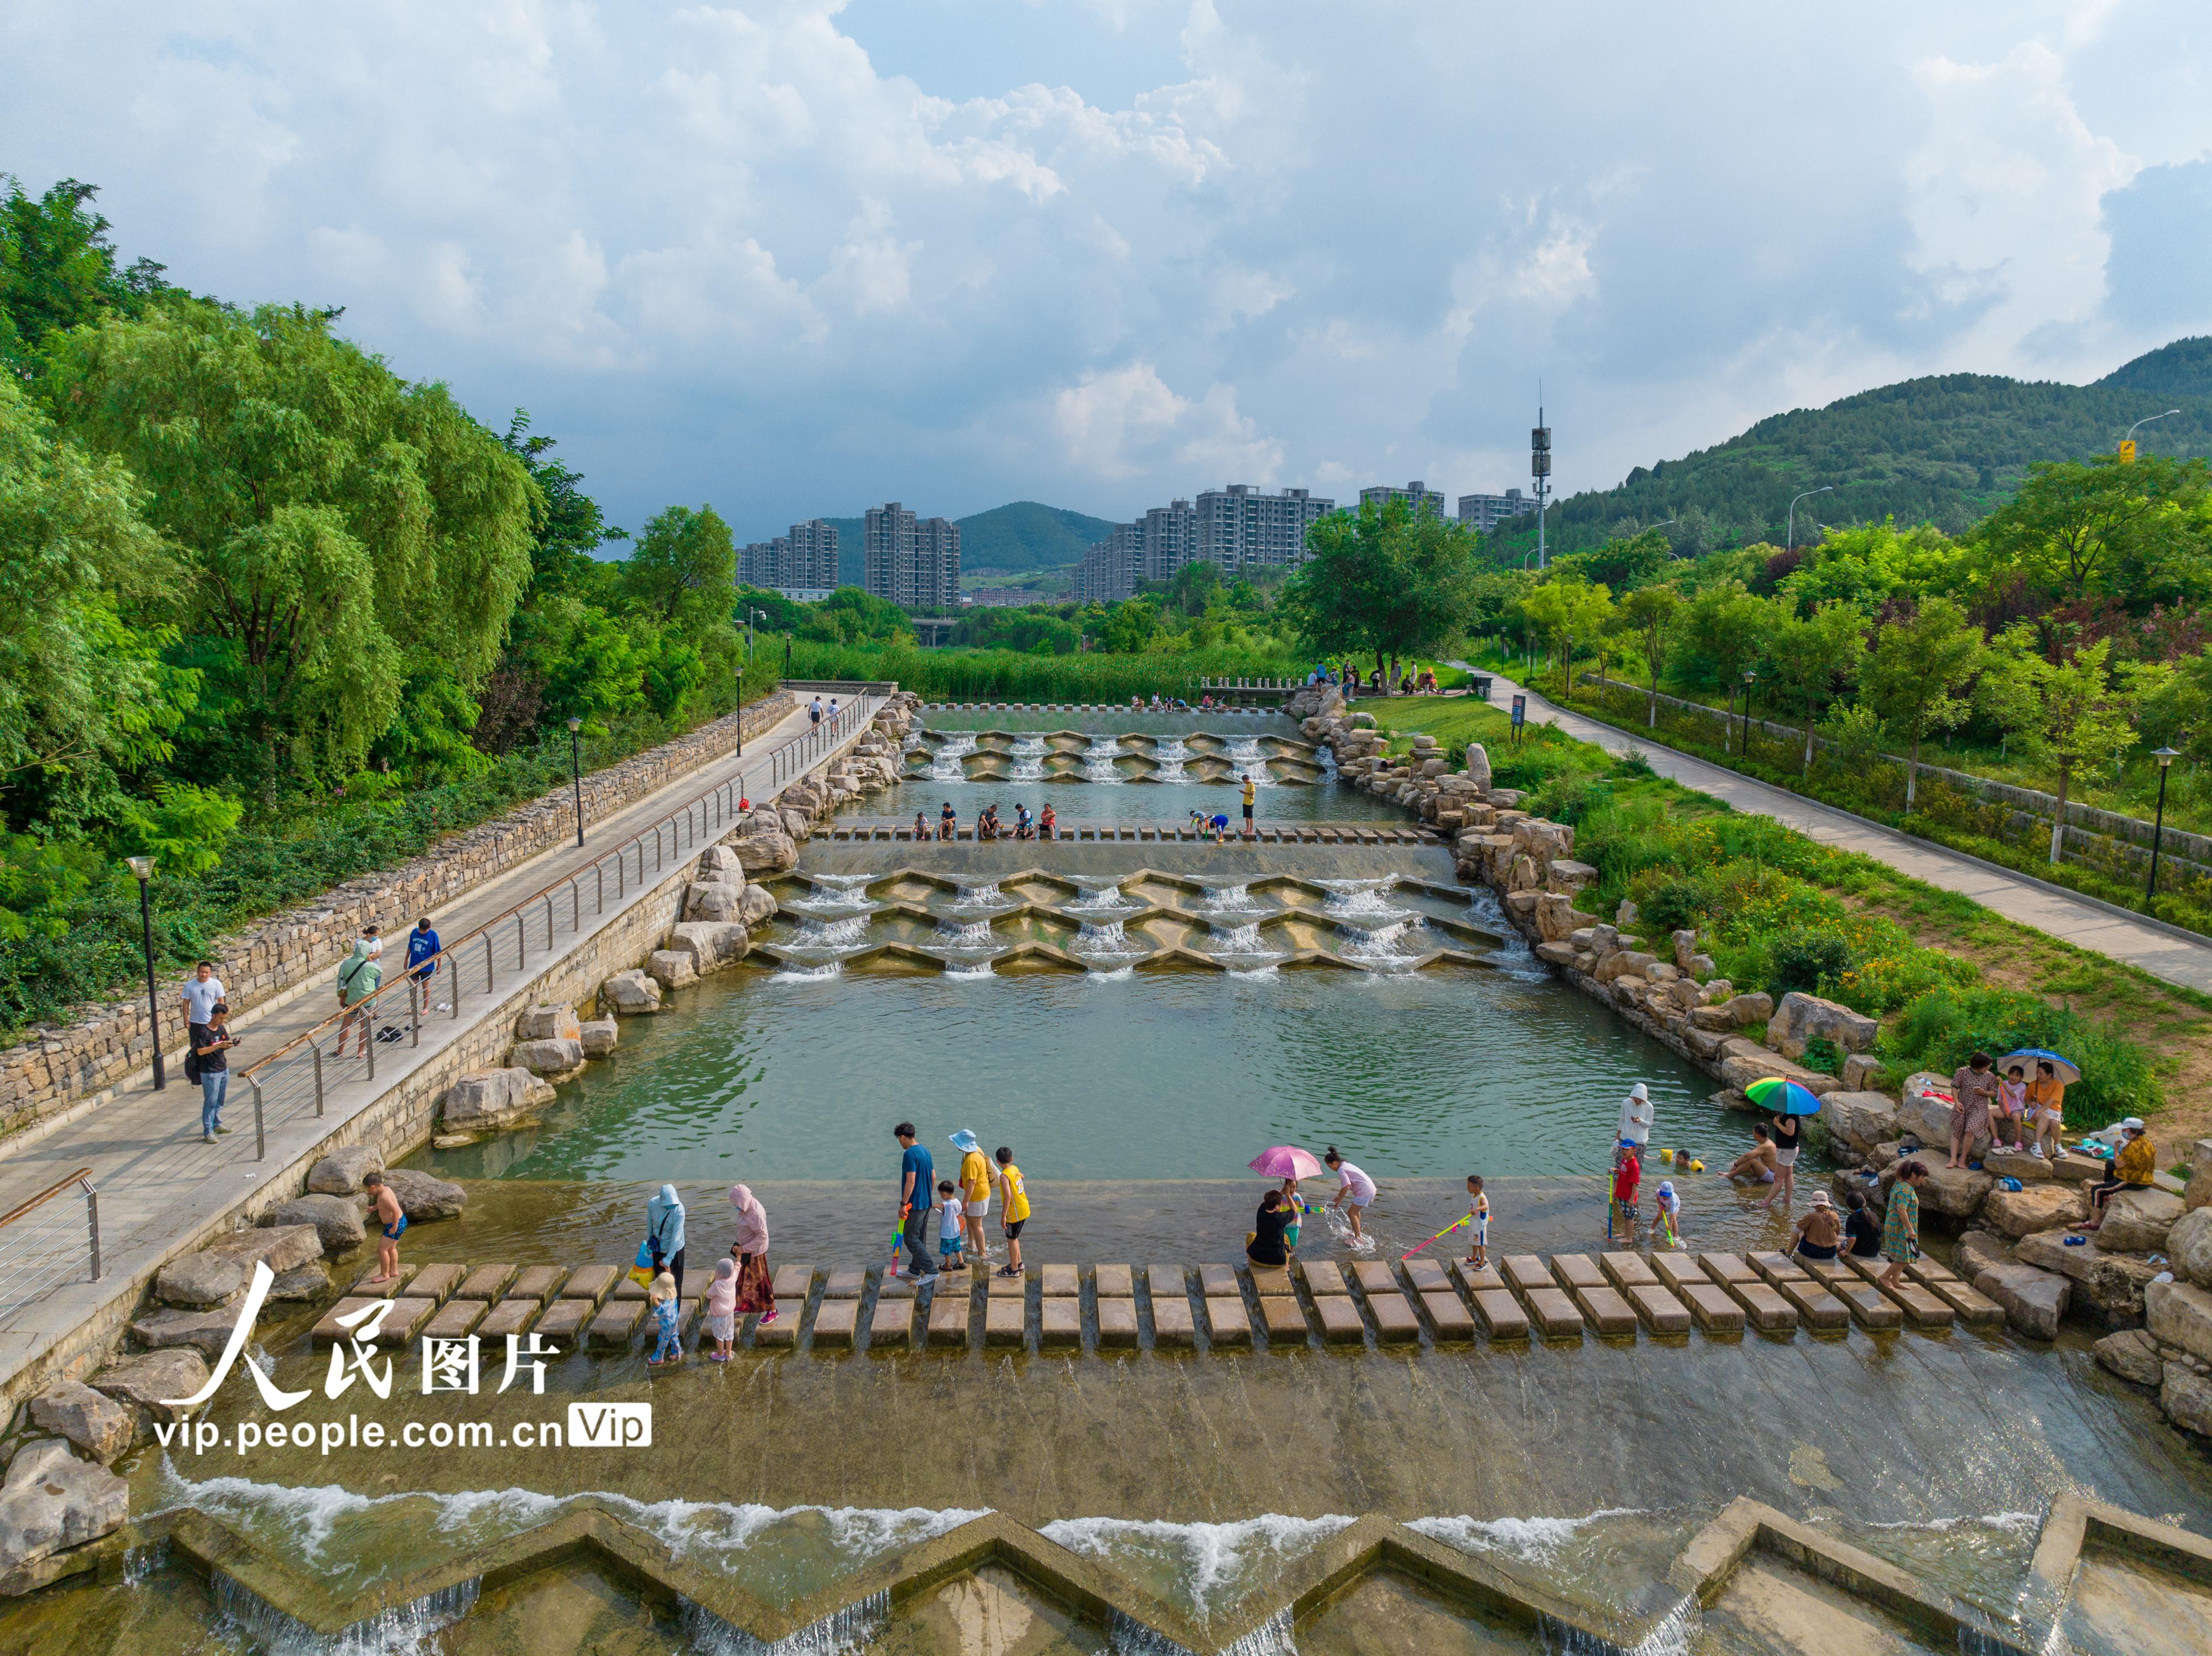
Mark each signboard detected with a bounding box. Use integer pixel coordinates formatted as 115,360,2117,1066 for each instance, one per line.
1510,694,1526,733
2119,439,2137,464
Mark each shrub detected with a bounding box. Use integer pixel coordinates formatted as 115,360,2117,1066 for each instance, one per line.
1639,875,1719,936
1799,1036,1842,1075
1527,771,1608,824
1879,988,2161,1124
1770,934,1856,998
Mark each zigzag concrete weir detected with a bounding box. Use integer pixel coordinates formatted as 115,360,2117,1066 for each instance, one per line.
7,707,2212,1654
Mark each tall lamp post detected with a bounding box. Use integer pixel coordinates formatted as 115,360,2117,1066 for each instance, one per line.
2147,747,2179,900
2121,409,2181,461
1786,487,1832,552
566,718,585,848
126,855,164,1090
1741,668,1757,759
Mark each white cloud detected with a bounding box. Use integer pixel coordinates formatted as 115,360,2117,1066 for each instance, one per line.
1051,362,1278,481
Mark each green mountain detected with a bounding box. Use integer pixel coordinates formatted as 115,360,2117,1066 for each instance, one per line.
795,501,1118,586
1493,337,2212,557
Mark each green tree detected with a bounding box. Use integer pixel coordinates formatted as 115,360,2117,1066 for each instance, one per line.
1614,583,1681,728
1859,596,1986,809
620,504,735,636
0,175,171,372
1095,599,1159,654
1769,600,1866,772
1978,633,2145,862
1282,495,1482,675
1518,578,1614,702
1969,455,2212,608
1679,579,1773,753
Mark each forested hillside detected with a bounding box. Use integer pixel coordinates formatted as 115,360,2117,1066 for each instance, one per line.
804,500,1113,585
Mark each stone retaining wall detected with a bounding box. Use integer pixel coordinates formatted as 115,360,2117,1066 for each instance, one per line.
0,692,795,1141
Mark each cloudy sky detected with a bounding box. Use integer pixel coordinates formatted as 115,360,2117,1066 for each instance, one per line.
7,1,2211,539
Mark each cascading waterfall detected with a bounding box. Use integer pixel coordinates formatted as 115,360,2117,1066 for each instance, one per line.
1108,1607,1295,1656
1317,877,1402,917
936,919,999,949
1193,883,1262,913
926,733,977,781
1151,737,1189,782
790,915,872,952
1068,882,1138,913
952,881,1014,910
681,1590,890,1655
1222,736,1272,786
1342,917,1424,966
1465,887,1544,979
1009,735,1048,782
1082,735,1126,783
214,1571,480,1656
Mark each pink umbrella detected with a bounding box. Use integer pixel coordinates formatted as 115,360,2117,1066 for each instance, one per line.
1248,1145,1324,1180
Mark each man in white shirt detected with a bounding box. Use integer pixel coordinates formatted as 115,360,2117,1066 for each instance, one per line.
1618,1083,1655,1153
1323,1146,1378,1242
180,961,226,1040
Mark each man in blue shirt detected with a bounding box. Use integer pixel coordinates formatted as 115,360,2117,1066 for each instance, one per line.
895,1122,937,1281
405,916,441,1000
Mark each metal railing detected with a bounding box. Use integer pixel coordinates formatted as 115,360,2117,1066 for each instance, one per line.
0,1167,101,1320
228,690,884,1158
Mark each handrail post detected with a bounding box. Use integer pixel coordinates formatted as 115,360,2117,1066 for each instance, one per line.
597,863,604,913
313,1043,325,1117
367,1011,376,1082
85,1181,101,1281
517,913,526,970
410,976,421,1048
252,1077,265,1161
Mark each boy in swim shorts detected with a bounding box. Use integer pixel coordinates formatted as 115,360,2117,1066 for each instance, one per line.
994,1146,1030,1278
1464,1175,1490,1270
364,1169,405,1285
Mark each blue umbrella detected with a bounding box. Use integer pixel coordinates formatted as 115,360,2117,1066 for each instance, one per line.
1998,1049,2079,1086
1745,1077,1823,1116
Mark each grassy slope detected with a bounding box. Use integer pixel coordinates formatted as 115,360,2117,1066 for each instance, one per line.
1362,694,2212,1140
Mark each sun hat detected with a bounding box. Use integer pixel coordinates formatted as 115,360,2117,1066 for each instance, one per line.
1809,1190,1833,1208
950,1129,982,1153
2122,1117,2145,1132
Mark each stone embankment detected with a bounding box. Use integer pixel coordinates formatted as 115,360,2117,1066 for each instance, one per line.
1291,680,2212,1444
0,691,799,1142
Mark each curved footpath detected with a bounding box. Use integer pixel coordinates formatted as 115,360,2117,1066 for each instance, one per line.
1475,673,2212,996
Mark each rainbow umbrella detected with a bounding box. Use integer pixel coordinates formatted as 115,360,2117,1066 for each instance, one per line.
1745,1077,1823,1116
1248,1145,1324,1180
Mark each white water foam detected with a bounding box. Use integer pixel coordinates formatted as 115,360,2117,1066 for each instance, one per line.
771,960,844,980
925,733,977,781
1082,736,1126,783
1409,1508,1649,1568
1463,886,1545,980
214,1572,479,1656
1009,735,1048,782
1070,921,1146,964
1151,738,1190,783
1340,917,1425,968
945,959,995,977
1192,883,1262,913
1315,876,1402,917
790,915,872,952
1222,736,1274,786
683,1589,891,1654
952,882,1015,910
1044,1514,1354,1626
1068,882,1139,913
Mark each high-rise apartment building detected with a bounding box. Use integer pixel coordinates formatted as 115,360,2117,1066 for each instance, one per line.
1359,480,1447,517
740,518,839,594
1457,489,1541,533
1192,484,1335,574
864,502,961,609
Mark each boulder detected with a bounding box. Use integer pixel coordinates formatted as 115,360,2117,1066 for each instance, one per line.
0,1439,128,1589
698,843,742,875
2016,1229,2165,1325
1727,992,1772,1027
1464,744,1491,792
28,1384,133,1466
1766,991,1878,1061
152,1252,245,1310
684,881,746,923
2094,1328,2164,1387
1981,1183,2088,1239
2185,1138,2212,1211
1954,1230,2015,1281
1533,941,1577,967
738,885,778,927
2098,1187,2185,1255
1822,1091,1900,1156
90,1349,208,1429
127,1305,249,1359
268,1262,330,1301
1973,1261,2070,1339
2161,1368,2212,1440
1981,1149,2051,1183
732,820,798,875
578,1018,618,1057
442,1067,542,1131
780,808,812,842
666,921,749,974
1840,1053,1884,1090
1880,1159,1992,1221
603,969,662,1015
204,1224,325,1277
510,1036,586,1079
305,1145,382,1196
514,1002,582,1042
1615,899,1640,927
382,1168,467,1221
1548,859,1599,890
646,950,698,990
1690,1005,1736,1031
2169,1206,2212,1289
2145,1279,2212,1363
267,1194,366,1253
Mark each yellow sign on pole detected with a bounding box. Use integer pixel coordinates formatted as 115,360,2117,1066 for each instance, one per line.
2119,439,2138,463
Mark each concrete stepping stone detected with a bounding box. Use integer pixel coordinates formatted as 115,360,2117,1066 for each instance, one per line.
813,1300,859,1347
984,1298,1026,1347
928,1288,975,1348
1095,1265,1135,1299
350,1263,418,1295
1040,1264,1079,1298
986,1269,1027,1299
1148,1264,1187,1300
1550,1255,1638,1336
1203,1297,1252,1346
1365,1291,1421,1344
1746,1254,1852,1333
422,1299,490,1341
1502,1255,1583,1338
1299,1261,1349,1296
1404,1258,1453,1296
877,1271,919,1298
457,1265,518,1300
1844,1255,1956,1329
612,1274,649,1302
1312,1296,1365,1344
1701,1253,1798,1333
1599,1253,1692,1331
1600,1252,1661,1290
534,1299,591,1345
1649,1253,1745,1333
1039,1298,1081,1348
1801,1260,1903,1329
409,1263,467,1304
1350,1261,1400,1295
1249,1267,1293,1298
1418,1290,1477,1341
822,1270,866,1299
1258,1295,1311,1344
561,1265,618,1302
1199,1264,1240,1298
1097,1299,1140,1348
382,1298,439,1344
311,1298,378,1347
477,1299,540,1341
1903,1257,2006,1328
869,1296,916,1349
771,1264,815,1300
752,1307,797,1348
505,1266,565,1302
1152,1294,1197,1349
1452,1261,1528,1339
587,1299,645,1349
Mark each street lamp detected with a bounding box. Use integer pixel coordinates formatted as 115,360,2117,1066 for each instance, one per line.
1786,487,1833,552
126,855,164,1091
566,718,585,848
2122,410,2182,460
2147,746,2179,900
1741,668,1757,758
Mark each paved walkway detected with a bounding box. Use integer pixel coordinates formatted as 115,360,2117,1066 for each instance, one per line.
1480,673,2212,994
0,692,886,1391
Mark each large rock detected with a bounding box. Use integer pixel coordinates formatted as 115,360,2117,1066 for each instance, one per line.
305,1145,382,1196
1954,1230,2015,1281
646,949,698,990
1973,1261,2070,1339
90,1350,208,1429
731,818,798,875
2162,1368,2212,1439
1766,991,1877,1061
603,969,662,1015
27,1385,132,1466
1822,1091,1900,1156
2094,1328,2164,1387
510,1036,586,1080
2169,1206,2212,1289
698,843,742,875
382,1168,467,1221
666,921,749,974
267,1194,367,1253
2016,1229,2165,1325
738,884,778,927
268,1262,330,1301
2098,1187,2185,1254
1880,1159,1992,1222
204,1223,326,1276
152,1252,246,1310
2145,1278,2212,1362
1464,744,1491,792
1981,1183,2088,1239
2184,1138,2212,1211
684,881,747,923
0,1439,128,1589
1981,1149,2051,1183
442,1067,542,1131
578,1018,618,1057
514,1002,581,1042
127,1305,249,1359
1726,992,1772,1027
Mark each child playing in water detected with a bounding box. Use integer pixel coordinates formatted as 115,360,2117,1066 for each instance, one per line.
646,1270,682,1366
1654,1179,1683,1248
936,1180,967,1272
1464,1176,1490,1270
994,1146,1030,1278
703,1257,738,1362
1610,1143,1641,1242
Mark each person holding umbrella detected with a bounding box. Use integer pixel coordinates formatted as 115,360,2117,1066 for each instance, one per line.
2011,1050,2078,1159
1249,1145,1322,1258
1744,1078,1820,1215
